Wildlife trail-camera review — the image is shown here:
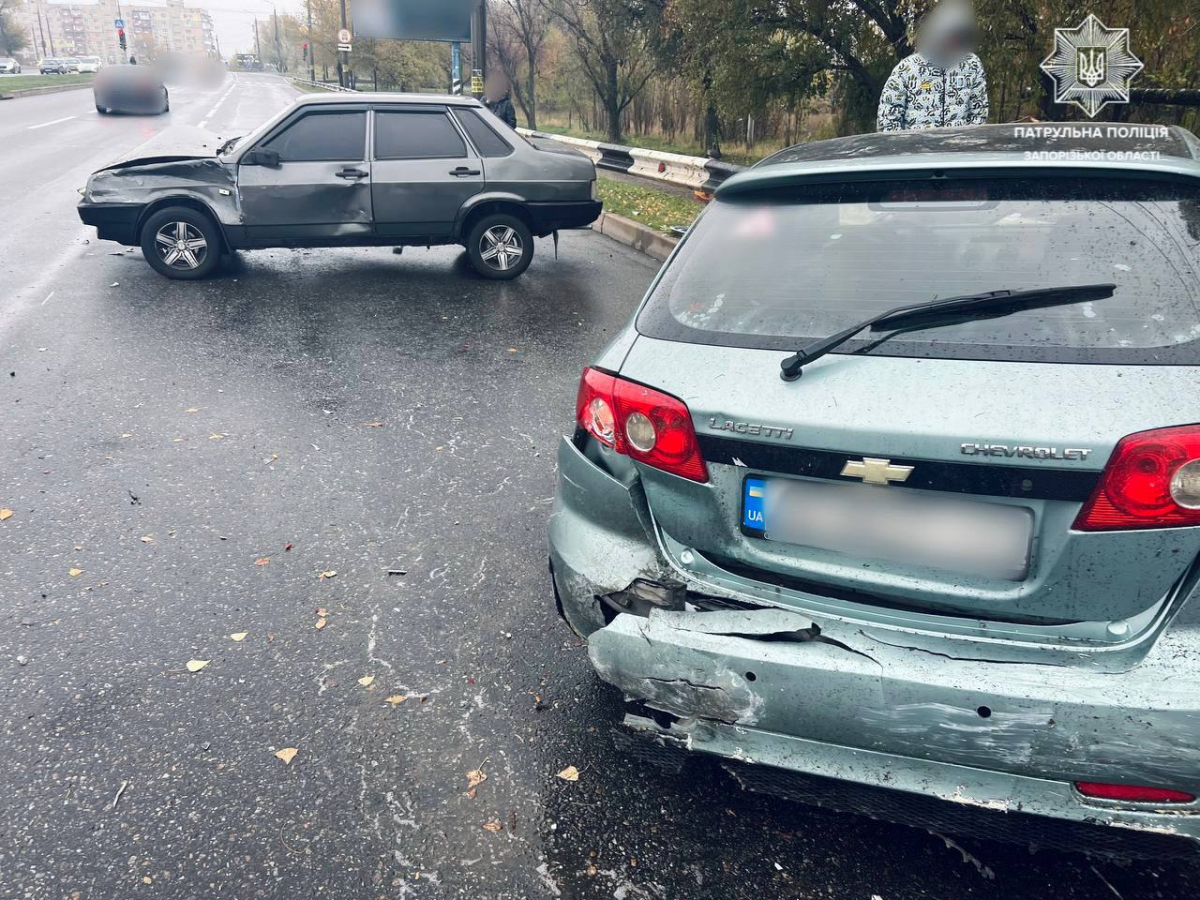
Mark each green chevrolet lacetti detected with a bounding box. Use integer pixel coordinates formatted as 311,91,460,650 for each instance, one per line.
549,123,1200,859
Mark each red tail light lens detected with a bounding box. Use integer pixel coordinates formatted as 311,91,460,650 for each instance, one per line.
575,368,708,483
1075,782,1196,804
1074,425,1200,531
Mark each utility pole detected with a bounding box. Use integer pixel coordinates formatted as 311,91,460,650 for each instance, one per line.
272,5,282,73
469,0,485,100
305,0,314,83
336,0,348,88
253,17,259,59
450,41,461,95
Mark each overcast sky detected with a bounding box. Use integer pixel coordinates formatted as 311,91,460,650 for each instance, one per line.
193,0,305,56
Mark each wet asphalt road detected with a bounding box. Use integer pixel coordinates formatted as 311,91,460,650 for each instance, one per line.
2,75,1198,900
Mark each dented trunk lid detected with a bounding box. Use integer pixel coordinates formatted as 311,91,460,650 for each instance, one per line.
622,172,1200,631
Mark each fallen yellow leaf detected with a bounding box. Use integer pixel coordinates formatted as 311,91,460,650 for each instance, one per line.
384,695,406,705
358,675,375,687
275,747,298,764
0,509,12,521
556,765,580,782
254,557,270,566
361,421,384,428
315,617,327,630
482,819,503,832
467,769,487,788
318,570,337,580
142,876,152,884
68,568,83,577
186,660,209,672
140,535,154,544
229,632,248,642
185,407,199,413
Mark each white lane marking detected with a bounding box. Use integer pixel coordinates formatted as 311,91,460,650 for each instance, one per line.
28,115,77,130
41,291,55,306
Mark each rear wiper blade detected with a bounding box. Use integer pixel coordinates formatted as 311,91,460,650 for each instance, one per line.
779,283,1116,382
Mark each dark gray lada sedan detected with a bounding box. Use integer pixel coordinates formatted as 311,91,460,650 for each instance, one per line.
78,93,601,280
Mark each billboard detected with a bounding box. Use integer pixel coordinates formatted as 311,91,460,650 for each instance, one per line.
354,0,475,42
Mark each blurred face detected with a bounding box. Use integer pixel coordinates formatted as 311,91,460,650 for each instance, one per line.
916,1,977,66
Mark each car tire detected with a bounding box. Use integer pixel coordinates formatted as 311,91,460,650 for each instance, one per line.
162,90,170,113
140,206,222,280
96,103,107,114
466,213,534,280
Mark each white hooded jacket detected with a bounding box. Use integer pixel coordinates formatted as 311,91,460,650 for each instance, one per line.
876,52,989,132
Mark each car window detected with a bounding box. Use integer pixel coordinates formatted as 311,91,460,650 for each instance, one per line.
638,177,1200,366
454,110,512,157
374,111,466,160
262,111,366,162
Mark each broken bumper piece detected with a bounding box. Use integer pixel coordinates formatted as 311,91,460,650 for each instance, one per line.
588,608,1200,858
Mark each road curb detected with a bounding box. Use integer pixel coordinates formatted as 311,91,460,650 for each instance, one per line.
591,211,678,262
0,83,92,100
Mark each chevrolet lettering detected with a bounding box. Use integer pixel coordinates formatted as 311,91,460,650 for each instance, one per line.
961,443,1094,461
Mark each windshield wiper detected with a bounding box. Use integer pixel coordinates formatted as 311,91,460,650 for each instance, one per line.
779,283,1116,381
215,135,241,155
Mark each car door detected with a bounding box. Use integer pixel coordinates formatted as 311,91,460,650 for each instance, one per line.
371,106,483,239
238,106,371,246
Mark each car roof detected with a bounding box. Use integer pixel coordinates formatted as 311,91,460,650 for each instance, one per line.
294,92,484,109
720,123,1200,196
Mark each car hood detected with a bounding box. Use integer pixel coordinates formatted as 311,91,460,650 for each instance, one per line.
98,125,226,172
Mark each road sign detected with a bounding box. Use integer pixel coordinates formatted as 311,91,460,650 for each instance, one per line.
337,43,352,52
337,27,352,43
113,17,124,28
470,72,483,94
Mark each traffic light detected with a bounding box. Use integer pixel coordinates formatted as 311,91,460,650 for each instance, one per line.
118,28,126,50
302,43,308,60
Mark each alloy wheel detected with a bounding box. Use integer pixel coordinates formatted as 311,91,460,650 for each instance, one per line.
154,221,208,270
479,225,523,271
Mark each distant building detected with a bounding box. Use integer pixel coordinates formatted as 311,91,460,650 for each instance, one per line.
14,0,216,64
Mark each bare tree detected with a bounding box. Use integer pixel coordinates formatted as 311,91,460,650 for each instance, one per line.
540,0,658,142
488,0,551,129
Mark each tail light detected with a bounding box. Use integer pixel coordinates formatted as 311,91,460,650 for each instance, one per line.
1074,425,1200,531
1075,781,1196,804
575,367,708,483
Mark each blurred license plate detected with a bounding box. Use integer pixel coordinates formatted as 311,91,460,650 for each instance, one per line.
742,476,1033,581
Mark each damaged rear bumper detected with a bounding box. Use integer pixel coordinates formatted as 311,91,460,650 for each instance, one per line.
588,609,1200,857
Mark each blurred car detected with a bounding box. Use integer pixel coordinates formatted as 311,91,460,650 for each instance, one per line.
77,93,599,280
93,64,169,115
63,57,81,72
0,58,21,74
39,58,70,74
553,123,1200,859
76,56,102,74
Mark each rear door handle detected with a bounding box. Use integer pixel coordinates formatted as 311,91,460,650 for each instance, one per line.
336,167,368,179
449,167,481,177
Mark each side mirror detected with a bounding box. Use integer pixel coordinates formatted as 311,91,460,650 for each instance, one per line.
246,147,281,168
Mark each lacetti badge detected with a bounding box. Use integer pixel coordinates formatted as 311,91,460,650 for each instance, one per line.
1040,14,1143,118
708,418,794,441
961,443,1093,461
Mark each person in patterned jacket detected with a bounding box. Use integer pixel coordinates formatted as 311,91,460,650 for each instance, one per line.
877,0,989,132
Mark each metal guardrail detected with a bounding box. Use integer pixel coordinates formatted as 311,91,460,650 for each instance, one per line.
290,77,357,93
517,128,746,193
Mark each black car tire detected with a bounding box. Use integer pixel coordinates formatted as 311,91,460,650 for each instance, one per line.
140,206,222,280
96,103,107,114
466,213,534,280
162,90,170,114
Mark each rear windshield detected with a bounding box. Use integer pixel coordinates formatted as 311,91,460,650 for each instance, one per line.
638,177,1200,365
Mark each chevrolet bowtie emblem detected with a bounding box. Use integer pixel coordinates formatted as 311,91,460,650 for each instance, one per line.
841,457,914,486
